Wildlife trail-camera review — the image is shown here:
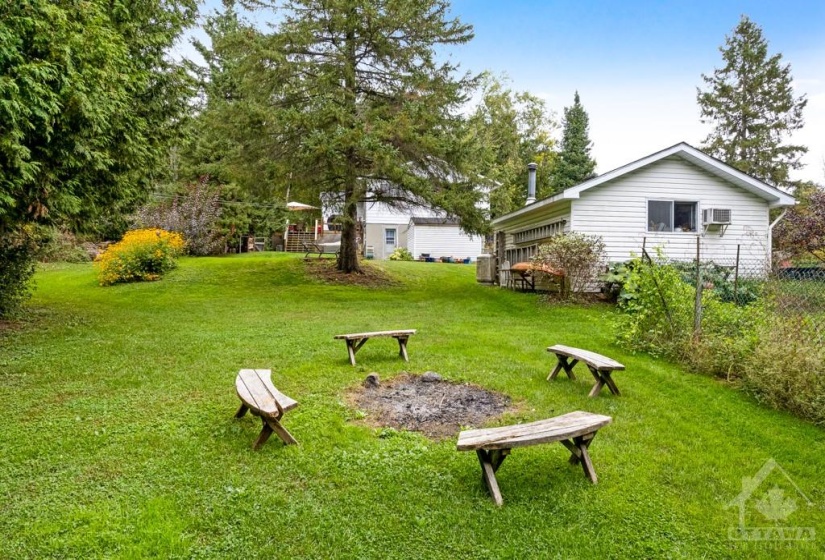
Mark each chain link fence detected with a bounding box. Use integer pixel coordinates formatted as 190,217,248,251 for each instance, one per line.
639,239,825,343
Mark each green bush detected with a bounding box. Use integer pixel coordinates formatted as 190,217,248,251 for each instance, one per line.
37,228,92,263
615,257,694,357
533,232,606,298
671,260,760,305
0,229,38,318
742,317,825,425
388,247,414,261
615,256,825,425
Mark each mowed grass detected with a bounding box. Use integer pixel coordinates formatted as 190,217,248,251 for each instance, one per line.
0,253,823,559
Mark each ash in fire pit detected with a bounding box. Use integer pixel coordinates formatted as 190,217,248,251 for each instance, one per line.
353,373,511,439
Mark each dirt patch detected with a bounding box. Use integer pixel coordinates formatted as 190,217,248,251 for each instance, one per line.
351,373,512,439
304,259,398,288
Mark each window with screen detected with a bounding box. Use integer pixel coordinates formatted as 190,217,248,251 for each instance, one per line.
648,201,697,232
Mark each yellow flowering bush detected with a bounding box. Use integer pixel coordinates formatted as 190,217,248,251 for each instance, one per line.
95,229,185,286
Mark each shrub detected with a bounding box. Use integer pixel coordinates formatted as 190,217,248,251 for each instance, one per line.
614,255,825,425
614,257,695,357
0,228,38,318
742,316,825,425
389,247,414,261
94,229,185,286
532,232,606,297
37,228,92,263
133,177,224,256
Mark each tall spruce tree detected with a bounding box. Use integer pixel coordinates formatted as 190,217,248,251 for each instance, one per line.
219,0,486,273
551,91,596,192
697,15,807,188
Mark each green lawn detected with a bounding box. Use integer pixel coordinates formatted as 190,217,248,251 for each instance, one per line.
1,254,823,559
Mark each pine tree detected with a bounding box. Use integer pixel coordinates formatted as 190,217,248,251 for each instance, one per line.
210,0,486,273
551,91,596,192
697,15,807,188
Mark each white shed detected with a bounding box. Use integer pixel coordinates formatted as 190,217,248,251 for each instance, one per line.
492,143,796,273
406,217,484,260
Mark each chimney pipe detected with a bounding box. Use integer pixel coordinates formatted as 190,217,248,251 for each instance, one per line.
526,162,537,205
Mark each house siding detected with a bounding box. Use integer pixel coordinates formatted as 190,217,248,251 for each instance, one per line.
571,156,770,270
407,224,483,259
365,222,410,260
364,201,443,225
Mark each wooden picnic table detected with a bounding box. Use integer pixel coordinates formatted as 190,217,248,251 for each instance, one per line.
334,329,416,366
510,262,564,291
457,410,612,506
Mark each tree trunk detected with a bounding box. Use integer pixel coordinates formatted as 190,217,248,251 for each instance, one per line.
337,187,361,273
337,17,361,274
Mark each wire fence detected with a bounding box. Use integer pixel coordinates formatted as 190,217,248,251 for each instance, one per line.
640,238,825,343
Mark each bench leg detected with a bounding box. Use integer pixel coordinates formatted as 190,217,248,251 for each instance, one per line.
587,366,620,397
252,417,298,450
573,435,598,483
602,371,621,396
235,403,249,418
476,449,509,506
253,419,274,450
587,365,605,397
345,338,369,366
560,434,598,483
548,356,577,381
346,340,357,366
267,418,298,446
396,336,409,362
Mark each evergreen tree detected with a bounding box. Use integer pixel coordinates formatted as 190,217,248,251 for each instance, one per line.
551,91,596,192
205,0,486,273
0,0,196,316
697,15,807,188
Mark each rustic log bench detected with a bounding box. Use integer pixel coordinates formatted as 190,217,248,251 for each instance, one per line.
234,368,298,449
457,411,612,506
333,329,416,366
547,344,626,397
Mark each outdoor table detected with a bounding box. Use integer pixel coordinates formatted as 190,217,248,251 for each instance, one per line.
510,262,564,291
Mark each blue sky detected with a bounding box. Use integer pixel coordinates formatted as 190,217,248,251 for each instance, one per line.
183,1,825,182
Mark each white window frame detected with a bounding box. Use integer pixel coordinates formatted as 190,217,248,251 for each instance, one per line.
384,227,397,246
647,199,698,233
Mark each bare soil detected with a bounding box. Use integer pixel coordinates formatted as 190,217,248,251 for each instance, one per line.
304,259,399,288
351,374,512,439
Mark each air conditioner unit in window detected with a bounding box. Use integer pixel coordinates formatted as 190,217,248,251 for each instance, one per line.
702,208,732,225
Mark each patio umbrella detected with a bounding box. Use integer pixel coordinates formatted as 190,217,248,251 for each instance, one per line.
287,201,318,211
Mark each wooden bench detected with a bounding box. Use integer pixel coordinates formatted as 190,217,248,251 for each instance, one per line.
333,329,416,366
457,411,612,506
234,369,299,449
303,235,341,259
547,344,626,397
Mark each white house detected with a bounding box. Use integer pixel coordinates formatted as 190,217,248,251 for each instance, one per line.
322,191,486,261
491,143,796,272
359,201,483,260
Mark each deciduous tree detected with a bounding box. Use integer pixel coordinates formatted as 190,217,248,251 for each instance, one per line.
465,74,556,217
774,184,825,264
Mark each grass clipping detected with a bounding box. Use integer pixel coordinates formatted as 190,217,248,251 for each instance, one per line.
351,374,511,439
